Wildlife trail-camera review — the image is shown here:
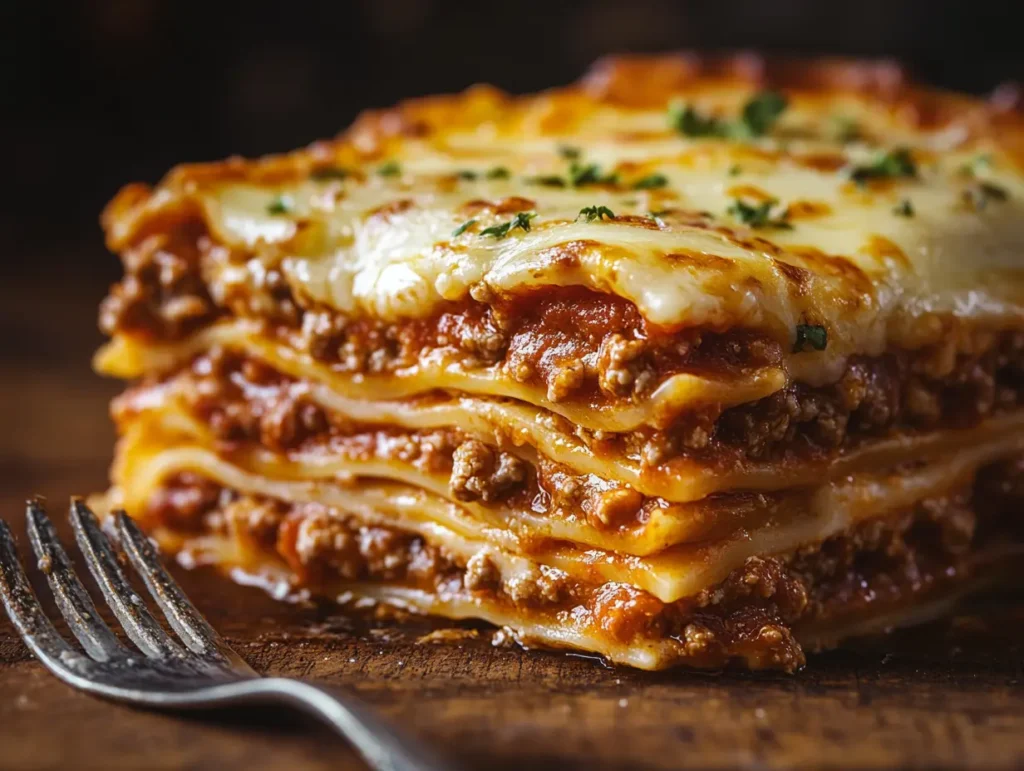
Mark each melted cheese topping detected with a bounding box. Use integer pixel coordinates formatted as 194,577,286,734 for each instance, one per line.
103,56,1024,381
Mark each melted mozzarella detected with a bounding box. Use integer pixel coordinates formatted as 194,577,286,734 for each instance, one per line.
194,135,1024,377
103,73,1024,381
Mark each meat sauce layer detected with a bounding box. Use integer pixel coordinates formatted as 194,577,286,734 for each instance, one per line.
101,228,1024,452
141,458,1024,671
116,344,1024,526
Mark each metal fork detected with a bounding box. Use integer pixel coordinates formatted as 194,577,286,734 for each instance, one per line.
0,498,451,771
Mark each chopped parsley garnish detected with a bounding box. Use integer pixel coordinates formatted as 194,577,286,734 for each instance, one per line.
964,181,1010,210
486,166,511,179
632,173,668,190
667,100,726,137
668,91,788,139
456,170,478,181
568,161,618,187
525,174,566,187
558,145,582,160
266,195,294,215
310,166,350,181
377,160,401,177
728,164,742,177
479,211,538,239
739,91,788,137
960,153,992,177
452,219,477,237
829,115,860,143
576,205,616,223
794,324,828,352
849,148,917,185
979,181,1009,201
727,198,792,229
893,199,915,217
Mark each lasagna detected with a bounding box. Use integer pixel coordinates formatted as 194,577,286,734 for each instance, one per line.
92,54,1024,671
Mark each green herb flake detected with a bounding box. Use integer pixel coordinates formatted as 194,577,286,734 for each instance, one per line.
576,205,616,223
959,153,993,177
980,181,1009,201
632,173,669,190
849,148,917,185
452,219,477,237
893,199,915,218
456,170,479,181
668,100,726,137
726,198,792,229
479,211,538,239
740,91,788,137
266,195,294,215
558,145,582,160
310,166,350,181
568,161,618,187
829,115,860,143
530,173,566,187
668,91,787,140
728,164,742,177
964,181,1010,210
485,166,511,179
794,324,828,352
377,160,402,177
525,174,566,187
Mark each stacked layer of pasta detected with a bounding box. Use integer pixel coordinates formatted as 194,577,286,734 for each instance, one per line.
93,55,1024,670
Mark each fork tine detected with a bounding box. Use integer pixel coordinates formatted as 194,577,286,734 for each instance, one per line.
114,511,250,669
25,499,126,661
0,519,89,673
69,499,184,659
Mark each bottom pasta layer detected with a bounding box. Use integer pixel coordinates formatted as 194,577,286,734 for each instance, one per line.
95,458,1024,672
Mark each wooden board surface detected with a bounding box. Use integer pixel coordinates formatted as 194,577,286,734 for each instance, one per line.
2,278,1024,771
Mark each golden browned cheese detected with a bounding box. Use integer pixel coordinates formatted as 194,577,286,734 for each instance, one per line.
101,55,1024,371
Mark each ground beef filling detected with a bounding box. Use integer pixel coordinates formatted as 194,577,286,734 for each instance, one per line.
115,349,667,530
143,468,1018,671
101,240,770,401
116,343,1024,539
123,326,1024,491
569,329,1024,467
100,227,221,339
103,233,1024,462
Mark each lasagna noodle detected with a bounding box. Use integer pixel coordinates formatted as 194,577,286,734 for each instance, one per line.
113,386,1024,556
95,320,788,432
109,409,1024,603
98,325,1024,502
105,470,1024,672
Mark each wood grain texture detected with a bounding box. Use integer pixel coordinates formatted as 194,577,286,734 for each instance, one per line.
2,277,1024,771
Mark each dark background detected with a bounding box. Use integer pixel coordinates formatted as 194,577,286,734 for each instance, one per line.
3,0,1024,284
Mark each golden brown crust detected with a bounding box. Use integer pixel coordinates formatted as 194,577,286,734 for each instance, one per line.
102,52,1024,254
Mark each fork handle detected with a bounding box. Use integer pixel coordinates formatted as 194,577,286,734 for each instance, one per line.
189,678,454,771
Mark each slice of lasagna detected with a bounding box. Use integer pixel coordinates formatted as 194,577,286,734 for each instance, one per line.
92,54,1024,671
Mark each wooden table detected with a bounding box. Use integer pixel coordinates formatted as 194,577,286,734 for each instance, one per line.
3,277,1024,770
